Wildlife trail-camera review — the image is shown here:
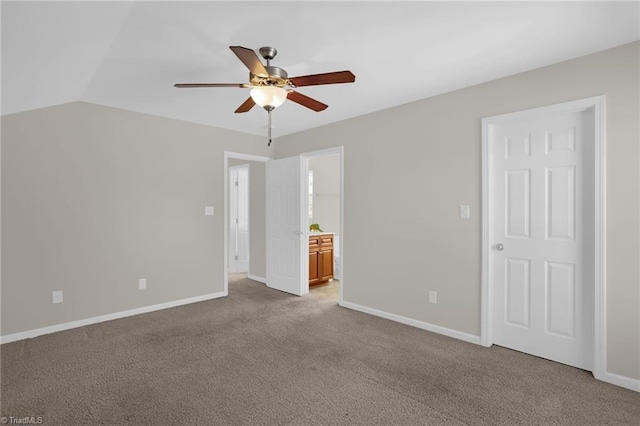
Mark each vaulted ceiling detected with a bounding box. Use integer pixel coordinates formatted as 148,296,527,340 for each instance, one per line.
2,1,638,137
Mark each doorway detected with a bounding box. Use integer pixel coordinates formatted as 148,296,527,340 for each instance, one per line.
223,152,271,294
228,164,249,276
305,151,342,302
265,146,344,304
481,97,605,377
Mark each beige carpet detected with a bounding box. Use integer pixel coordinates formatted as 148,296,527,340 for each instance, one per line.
2,278,639,425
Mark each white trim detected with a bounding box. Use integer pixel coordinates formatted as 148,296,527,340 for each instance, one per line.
600,372,640,393
0,291,227,345
223,152,271,295
480,116,492,347
481,96,608,379
592,97,607,382
224,151,272,163
248,274,266,284
300,146,344,305
340,301,481,345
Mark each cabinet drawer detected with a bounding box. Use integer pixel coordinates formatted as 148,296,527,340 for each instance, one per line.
320,236,333,247
309,236,320,249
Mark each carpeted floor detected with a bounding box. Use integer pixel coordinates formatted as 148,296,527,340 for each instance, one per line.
2,278,639,425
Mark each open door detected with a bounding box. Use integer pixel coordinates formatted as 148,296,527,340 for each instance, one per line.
266,155,306,295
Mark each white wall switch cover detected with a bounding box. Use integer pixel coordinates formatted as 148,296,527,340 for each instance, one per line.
139,278,147,290
428,291,437,304
459,205,470,219
52,290,64,304
205,206,214,216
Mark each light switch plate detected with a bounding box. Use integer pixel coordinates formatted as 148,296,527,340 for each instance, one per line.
460,205,470,219
139,278,147,290
52,290,63,304
428,291,437,304
205,206,214,216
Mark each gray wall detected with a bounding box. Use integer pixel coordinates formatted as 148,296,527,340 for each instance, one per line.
1,43,637,382
228,158,266,279
308,154,340,234
274,42,640,380
1,101,268,336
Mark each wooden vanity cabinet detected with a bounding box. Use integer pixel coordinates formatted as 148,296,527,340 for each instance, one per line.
309,234,334,286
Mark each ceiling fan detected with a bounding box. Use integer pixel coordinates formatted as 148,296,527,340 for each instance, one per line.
174,46,356,145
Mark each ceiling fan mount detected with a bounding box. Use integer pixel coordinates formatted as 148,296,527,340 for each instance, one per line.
258,46,278,62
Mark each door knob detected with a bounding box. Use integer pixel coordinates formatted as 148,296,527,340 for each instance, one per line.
496,243,504,251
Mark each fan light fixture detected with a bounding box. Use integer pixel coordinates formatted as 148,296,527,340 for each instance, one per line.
250,86,287,111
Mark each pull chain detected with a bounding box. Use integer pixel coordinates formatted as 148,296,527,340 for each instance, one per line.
268,110,272,146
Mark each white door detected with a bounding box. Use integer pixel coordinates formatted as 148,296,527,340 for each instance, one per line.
229,165,250,273
490,109,594,370
266,156,305,296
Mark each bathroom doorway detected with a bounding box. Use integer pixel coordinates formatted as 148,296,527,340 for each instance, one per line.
303,148,343,302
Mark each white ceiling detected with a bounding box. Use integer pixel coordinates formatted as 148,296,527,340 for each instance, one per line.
2,1,639,137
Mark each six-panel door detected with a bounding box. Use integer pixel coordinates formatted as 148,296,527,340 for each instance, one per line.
490,109,594,370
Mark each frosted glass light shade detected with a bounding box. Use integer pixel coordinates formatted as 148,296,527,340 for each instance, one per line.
250,86,287,109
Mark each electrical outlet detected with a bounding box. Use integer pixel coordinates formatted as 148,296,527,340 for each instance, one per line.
52,290,64,304
459,205,470,219
139,278,147,290
204,206,214,216
428,291,438,304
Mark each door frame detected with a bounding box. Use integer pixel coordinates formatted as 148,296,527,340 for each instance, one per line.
301,146,344,304
223,151,271,295
480,96,606,379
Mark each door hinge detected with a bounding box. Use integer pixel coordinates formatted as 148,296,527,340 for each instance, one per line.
235,180,239,187
235,255,239,260
235,218,239,224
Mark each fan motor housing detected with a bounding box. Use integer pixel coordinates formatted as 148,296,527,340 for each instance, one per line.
250,66,289,87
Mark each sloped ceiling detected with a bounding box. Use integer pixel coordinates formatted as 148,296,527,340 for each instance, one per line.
2,1,639,137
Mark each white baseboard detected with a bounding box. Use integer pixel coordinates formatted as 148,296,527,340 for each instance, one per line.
339,302,639,393
0,291,227,345
248,274,266,284
339,300,481,345
599,371,640,392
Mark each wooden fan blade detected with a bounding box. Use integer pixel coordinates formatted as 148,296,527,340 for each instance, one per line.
229,46,269,77
289,70,355,87
287,90,328,112
234,97,256,113
174,83,247,88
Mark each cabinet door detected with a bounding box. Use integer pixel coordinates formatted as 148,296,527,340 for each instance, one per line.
320,249,334,281
309,251,319,284
309,236,320,285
